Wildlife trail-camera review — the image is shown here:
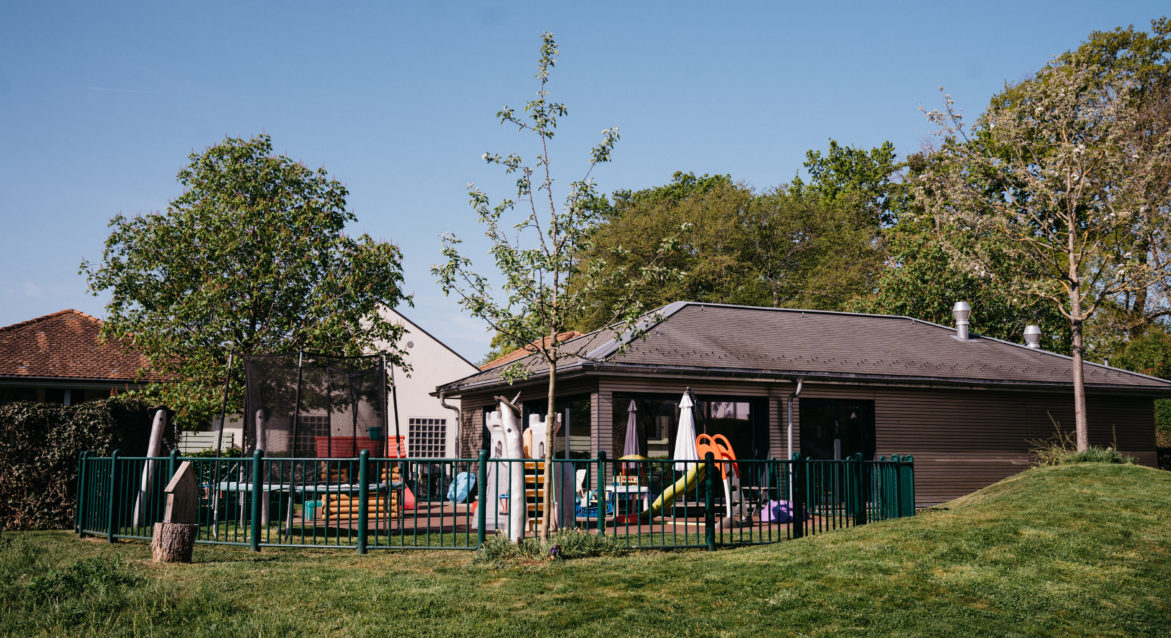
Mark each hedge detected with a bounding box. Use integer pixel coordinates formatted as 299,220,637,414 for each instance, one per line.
0,397,165,531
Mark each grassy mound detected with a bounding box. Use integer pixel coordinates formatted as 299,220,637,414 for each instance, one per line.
2,463,1168,636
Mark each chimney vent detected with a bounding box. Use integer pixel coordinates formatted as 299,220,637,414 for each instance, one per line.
952,301,971,341
1024,324,1042,349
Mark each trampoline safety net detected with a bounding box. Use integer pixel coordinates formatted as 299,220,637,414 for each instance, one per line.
244,353,392,458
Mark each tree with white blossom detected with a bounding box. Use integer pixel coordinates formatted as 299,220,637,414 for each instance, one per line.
915,42,1171,451
433,33,682,537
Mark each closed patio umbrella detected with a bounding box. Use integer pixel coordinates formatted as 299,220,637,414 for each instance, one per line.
673,389,700,471
623,400,641,471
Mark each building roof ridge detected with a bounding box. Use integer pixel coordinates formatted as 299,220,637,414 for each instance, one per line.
0,309,101,334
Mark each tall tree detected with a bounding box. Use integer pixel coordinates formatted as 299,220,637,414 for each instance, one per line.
914,23,1171,450
848,152,1070,350
82,134,409,426
570,173,755,330
433,34,680,538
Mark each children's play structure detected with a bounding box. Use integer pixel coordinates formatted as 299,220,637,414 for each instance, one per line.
477,394,575,541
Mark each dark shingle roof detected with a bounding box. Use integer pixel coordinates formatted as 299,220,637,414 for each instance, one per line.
0,309,162,383
439,302,1171,395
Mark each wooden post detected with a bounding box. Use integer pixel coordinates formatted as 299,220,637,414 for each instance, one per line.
151,461,199,563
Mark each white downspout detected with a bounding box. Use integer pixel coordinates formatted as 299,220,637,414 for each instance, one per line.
786,378,803,460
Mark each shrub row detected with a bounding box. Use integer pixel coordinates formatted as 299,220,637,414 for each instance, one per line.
0,397,163,530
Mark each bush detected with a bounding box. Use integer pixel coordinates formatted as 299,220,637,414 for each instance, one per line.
1155,399,1171,436
475,529,628,565
0,397,162,530
1061,447,1135,465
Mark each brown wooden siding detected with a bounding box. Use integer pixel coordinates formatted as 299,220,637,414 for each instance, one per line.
456,378,598,458
793,383,1157,504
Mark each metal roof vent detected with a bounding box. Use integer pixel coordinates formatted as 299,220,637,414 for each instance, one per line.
952,301,971,341
1024,324,1042,349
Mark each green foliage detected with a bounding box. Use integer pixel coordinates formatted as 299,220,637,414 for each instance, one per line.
1028,421,1135,465
847,206,1071,352
571,139,898,331
1155,399,1171,435
1062,447,1135,465
795,139,902,227
81,133,408,425
475,529,628,565
1112,326,1171,379
0,397,158,530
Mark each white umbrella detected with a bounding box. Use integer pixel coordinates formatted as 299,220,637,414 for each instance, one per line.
673,389,700,471
623,400,640,471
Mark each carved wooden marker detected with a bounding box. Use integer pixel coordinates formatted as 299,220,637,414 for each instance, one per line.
151,461,199,563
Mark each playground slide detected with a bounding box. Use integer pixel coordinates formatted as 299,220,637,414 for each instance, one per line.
618,463,706,523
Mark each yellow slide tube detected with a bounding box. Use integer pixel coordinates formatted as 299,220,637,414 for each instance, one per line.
646,463,705,517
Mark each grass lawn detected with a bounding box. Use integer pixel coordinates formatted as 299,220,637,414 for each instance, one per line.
3,463,1169,637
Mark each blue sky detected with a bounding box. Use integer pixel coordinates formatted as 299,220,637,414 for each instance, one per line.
1,1,1165,361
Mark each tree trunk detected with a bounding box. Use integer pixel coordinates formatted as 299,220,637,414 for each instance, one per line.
1068,258,1089,451
540,358,557,539
151,522,197,563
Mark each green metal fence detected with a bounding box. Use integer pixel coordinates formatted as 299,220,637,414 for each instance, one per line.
75,450,914,552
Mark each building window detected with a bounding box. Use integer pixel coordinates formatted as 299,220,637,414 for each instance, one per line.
409,417,447,458
294,415,331,456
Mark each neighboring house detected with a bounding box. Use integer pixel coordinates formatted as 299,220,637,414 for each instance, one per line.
375,307,480,458
0,309,162,405
189,308,479,457
437,301,1171,505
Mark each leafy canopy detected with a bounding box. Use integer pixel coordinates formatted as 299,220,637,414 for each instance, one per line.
82,134,408,424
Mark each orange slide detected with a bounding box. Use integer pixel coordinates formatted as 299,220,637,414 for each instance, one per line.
695,434,740,518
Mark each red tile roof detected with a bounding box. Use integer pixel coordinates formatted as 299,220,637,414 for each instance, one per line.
0,309,162,382
479,331,585,371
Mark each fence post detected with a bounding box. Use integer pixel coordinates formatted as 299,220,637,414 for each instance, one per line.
704,452,716,551
250,449,263,552
476,450,488,548
169,448,179,480
904,455,915,517
791,453,804,539
890,454,901,520
596,451,607,536
76,451,88,537
357,450,369,554
854,452,866,526
106,450,121,543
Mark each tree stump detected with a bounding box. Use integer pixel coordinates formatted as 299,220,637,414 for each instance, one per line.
151,522,197,563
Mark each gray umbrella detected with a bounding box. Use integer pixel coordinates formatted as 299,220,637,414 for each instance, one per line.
623,399,640,471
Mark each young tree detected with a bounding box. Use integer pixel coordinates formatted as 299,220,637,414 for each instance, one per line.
82,134,409,426
433,34,681,538
915,42,1171,450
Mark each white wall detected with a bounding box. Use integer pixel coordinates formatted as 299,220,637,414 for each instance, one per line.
375,308,479,458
